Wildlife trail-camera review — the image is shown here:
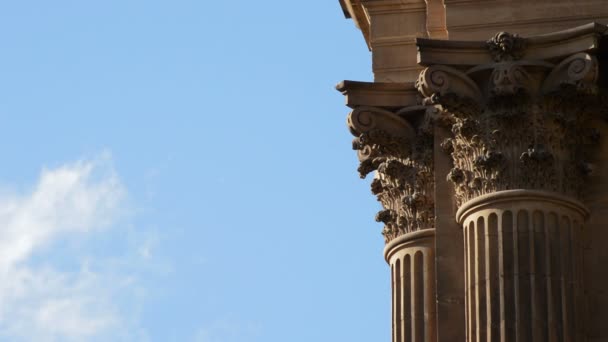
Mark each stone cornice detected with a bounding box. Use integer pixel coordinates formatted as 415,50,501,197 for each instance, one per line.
361,0,426,15
340,0,429,51
339,0,372,50
336,80,419,109
417,22,608,66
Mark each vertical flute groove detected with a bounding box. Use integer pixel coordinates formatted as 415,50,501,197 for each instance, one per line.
501,211,515,342
530,211,537,342
532,211,548,341
396,258,402,342
459,194,586,342
425,250,436,342
463,224,471,342
392,264,396,342
469,221,476,342
477,217,487,342
561,216,573,342
487,213,500,342
404,254,411,342
513,210,521,342
386,231,436,342
517,210,532,341
547,212,562,342
572,221,584,342
414,251,424,342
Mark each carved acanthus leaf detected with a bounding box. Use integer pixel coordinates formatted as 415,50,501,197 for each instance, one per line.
348,107,414,178
348,106,435,243
417,49,602,206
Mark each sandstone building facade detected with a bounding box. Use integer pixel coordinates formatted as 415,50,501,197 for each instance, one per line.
337,1,608,341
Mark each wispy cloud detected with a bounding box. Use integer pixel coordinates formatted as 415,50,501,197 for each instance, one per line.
0,154,147,341
0,155,124,271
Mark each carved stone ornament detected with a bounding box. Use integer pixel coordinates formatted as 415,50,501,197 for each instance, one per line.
348,106,434,243
417,43,603,206
486,32,526,62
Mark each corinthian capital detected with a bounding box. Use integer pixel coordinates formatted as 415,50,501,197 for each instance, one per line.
415,24,607,206
337,81,435,243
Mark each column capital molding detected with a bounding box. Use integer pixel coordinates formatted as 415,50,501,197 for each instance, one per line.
416,22,608,67
337,81,435,243
414,23,608,207
455,189,590,224
383,228,435,262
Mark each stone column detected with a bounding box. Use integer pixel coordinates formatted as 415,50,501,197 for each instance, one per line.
338,81,438,342
457,190,587,342
415,26,606,342
385,229,436,342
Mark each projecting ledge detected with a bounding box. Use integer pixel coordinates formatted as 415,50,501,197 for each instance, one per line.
416,22,608,67
336,80,419,109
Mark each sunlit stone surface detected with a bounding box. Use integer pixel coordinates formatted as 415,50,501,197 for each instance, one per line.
337,2,608,340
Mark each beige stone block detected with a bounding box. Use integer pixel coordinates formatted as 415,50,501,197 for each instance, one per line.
369,11,427,41
335,80,419,109
372,43,420,82
424,0,447,38
444,0,608,40
374,68,423,83
433,125,466,342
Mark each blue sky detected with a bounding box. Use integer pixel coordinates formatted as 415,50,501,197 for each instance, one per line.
0,1,389,341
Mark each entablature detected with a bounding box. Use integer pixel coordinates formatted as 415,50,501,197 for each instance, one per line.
417,22,608,67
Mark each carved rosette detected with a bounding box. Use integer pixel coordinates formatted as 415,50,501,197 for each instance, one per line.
487,32,526,62
417,42,601,206
348,106,434,243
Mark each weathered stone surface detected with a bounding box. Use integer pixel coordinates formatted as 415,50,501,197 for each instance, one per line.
416,26,606,207
339,82,435,243
457,190,589,342
385,229,436,342
338,2,608,341
415,25,608,342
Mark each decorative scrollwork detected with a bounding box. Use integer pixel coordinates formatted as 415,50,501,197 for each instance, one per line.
348,106,415,138
416,65,483,116
541,53,598,95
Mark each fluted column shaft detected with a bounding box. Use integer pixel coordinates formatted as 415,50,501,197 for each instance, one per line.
385,229,437,342
457,190,587,342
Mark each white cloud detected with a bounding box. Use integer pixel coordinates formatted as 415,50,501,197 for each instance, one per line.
0,154,145,341
0,156,124,271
